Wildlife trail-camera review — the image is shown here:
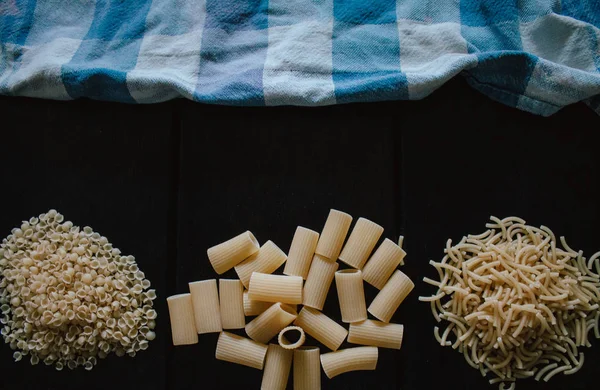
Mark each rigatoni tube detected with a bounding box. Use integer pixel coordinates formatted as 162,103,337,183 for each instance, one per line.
207,231,259,274
248,272,303,304
368,270,414,323
245,303,297,344
303,255,338,310
219,279,245,329
315,209,352,260
243,290,273,316
261,344,293,390
293,307,348,351
335,269,367,323
283,226,319,279
338,218,384,269
362,238,406,289
235,240,287,288
294,347,321,390
320,346,378,378
348,320,404,349
215,331,268,370
167,293,198,346
188,279,222,334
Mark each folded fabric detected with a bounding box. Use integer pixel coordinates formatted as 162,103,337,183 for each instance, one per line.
1,0,599,116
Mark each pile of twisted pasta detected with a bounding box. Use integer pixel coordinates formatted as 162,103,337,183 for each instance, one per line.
420,216,600,389
167,209,414,388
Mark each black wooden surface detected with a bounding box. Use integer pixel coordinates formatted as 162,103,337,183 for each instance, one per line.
0,78,599,390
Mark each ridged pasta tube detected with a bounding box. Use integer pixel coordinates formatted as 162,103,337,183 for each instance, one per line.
320,346,378,378
207,231,259,274
339,218,384,269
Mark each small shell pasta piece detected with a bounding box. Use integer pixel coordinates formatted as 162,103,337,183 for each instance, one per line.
368,270,414,323
245,303,297,344
315,209,353,260
335,269,367,323
219,279,245,329
293,307,348,351
348,320,404,349
320,346,378,379
166,294,198,346
294,347,321,390
303,255,339,310
362,238,406,289
243,290,273,316
277,326,306,350
207,231,260,274
248,272,303,304
235,241,288,288
215,331,268,370
338,218,384,269
283,226,319,279
261,344,293,390
188,280,222,334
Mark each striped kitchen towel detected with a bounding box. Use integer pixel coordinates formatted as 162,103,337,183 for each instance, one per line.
1,0,599,116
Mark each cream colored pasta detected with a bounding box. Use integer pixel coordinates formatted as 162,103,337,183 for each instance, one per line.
339,218,384,269
315,209,352,260
248,272,303,304
368,269,414,323
303,255,339,310
235,240,288,288
207,231,260,274
335,269,367,323
348,319,404,350
219,279,245,329
362,238,407,289
293,307,348,351
245,303,297,344
420,217,600,390
283,226,319,279
243,290,273,316
293,347,321,390
261,344,293,390
188,280,222,334
277,326,306,350
167,293,198,346
320,346,378,379
215,331,268,370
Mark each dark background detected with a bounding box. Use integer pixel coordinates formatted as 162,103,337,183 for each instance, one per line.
0,77,599,389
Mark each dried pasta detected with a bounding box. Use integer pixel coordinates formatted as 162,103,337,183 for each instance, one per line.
167,293,198,346
339,218,384,269
207,231,260,274
277,326,306,350
368,269,414,323
362,238,407,289
294,347,321,390
235,240,287,288
315,209,352,260
248,272,303,304
320,346,378,379
243,290,274,316
283,226,319,279
189,280,222,334
261,344,293,390
219,279,245,329
335,269,367,323
420,216,600,389
215,331,268,370
303,254,339,310
348,319,404,350
293,307,348,351
245,303,297,344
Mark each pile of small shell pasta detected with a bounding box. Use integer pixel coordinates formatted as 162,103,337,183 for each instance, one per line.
0,210,157,370
167,209,415,389
420,216,600,390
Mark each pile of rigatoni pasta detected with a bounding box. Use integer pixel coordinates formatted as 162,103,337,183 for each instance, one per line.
167,209,414,389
